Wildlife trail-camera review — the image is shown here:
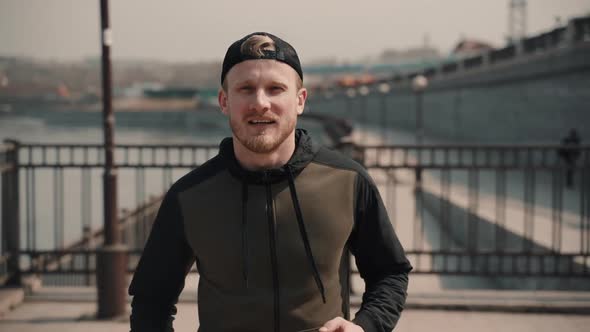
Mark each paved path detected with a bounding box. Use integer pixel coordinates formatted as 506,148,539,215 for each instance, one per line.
3,281,590,332
2,296,590,332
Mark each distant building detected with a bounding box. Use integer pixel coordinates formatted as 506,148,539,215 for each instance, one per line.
452,39,495,58
379,46,441,64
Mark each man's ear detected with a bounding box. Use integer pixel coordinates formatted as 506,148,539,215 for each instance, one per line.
218,88,228,115
296,87,307,115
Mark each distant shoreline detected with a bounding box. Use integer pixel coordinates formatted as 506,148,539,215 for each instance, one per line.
0,96,220,113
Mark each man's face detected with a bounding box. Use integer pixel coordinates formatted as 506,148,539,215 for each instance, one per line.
219,59,307,154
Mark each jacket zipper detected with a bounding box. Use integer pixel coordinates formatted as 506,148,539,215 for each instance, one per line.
265,174,280,332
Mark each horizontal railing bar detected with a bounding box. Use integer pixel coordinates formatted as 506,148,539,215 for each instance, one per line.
377,271,590,276
16,164,202,168
18,268,195,274
14,143,590,150
18,143,219,149
17,250,144,256
356,144,590,149
15,164,589,169
17,250,588,258
405,251,588,257
0,163,15,172
16,270,589,276
360,165,587,170
16,268,588,277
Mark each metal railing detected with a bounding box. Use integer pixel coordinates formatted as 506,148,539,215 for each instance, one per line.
1,141,589,288
357,144,590,281
1,141,218,285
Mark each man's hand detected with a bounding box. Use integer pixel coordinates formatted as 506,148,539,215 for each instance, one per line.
319,317,364,332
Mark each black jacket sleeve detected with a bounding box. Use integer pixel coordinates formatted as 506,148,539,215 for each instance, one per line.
350,173,413,332
128,187,195,332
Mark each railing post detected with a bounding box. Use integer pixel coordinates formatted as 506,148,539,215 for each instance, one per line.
2,139,21,286
83,226,93,286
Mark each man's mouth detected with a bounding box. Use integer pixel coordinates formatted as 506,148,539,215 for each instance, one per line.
248,119,276,125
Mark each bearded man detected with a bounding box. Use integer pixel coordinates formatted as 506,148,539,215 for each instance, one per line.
129,32,412,332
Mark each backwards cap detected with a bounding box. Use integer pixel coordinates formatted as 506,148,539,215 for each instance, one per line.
220,32,303,85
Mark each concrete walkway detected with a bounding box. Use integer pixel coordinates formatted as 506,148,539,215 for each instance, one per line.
2,286,590,332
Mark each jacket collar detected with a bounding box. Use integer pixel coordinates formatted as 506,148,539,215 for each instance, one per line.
219,129,319,184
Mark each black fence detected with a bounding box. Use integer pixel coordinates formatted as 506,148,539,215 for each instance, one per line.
358,144,590,281
1,141,589,287
1,141,218,285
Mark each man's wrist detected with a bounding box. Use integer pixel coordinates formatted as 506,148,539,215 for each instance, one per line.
352,312,378,332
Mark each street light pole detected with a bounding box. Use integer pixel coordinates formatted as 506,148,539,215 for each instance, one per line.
97,0,126,319
412,75,428,183
416,90,423,146
378,82,391,142
345,87,357,143
358,85,370,145
100,0,117,247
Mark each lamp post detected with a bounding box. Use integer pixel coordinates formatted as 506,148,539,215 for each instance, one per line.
412,75,428,183
96,0,127,319
378,82,391,142
323,89,334,117
345,87,357,142
358,85,370,145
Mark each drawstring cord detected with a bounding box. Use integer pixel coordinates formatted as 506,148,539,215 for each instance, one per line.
240,167,326,303
241,181,249,288
286,166,327,303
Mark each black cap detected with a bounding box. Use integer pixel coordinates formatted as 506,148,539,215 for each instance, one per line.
221,32,303,85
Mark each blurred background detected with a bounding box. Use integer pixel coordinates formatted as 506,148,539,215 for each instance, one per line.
1,1,590,331
1,0,588,144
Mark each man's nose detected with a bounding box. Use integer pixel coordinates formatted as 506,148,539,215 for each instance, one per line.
250,90,271,112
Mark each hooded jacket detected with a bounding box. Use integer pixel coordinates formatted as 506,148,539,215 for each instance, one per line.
129,129,412,332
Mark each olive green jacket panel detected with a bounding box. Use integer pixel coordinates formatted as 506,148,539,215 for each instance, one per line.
177,163,356,331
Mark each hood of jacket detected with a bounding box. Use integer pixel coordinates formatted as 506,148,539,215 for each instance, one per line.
218,128,320,184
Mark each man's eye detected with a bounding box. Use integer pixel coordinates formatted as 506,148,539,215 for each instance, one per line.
240,86,254,92
270,86,284,91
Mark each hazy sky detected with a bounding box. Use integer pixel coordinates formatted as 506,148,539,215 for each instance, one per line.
1,0,589,64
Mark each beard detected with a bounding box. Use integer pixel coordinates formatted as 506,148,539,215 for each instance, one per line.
229,114,296,154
